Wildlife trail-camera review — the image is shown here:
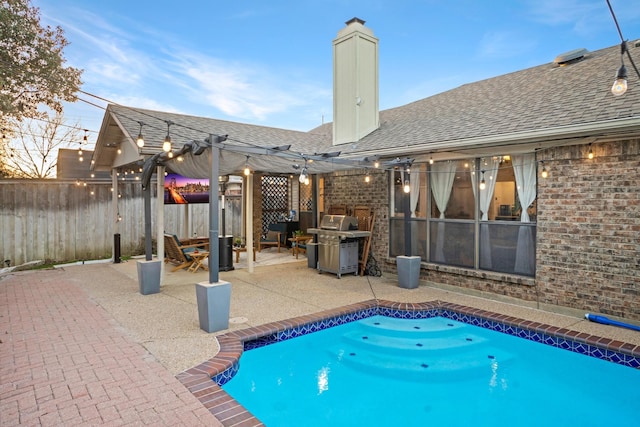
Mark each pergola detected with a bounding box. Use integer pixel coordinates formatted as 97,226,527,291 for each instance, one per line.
91,104,383,282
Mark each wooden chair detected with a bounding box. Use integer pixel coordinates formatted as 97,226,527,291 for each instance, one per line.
163,234,209,272
258,230,281,252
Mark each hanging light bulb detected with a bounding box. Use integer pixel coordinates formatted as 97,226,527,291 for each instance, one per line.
304,177,309,185
163,121,173,152
244,156,251,176
299,167,308,183
374,160,380,168
611,64,628,96
365,173,370,183
403,180,410,193
541,162,548,178
429,155,434,165
136,121,145,148
588,144,594,160
479,170,486,190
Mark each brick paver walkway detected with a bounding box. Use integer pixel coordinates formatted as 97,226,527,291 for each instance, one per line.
0,269,222,426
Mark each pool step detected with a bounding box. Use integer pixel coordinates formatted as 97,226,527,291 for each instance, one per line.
343,322,490,356
356,316,467,339
328,343,514,382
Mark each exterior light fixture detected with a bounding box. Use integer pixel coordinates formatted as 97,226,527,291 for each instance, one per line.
163,120,173,152
479,170,486,190
136,121,145,148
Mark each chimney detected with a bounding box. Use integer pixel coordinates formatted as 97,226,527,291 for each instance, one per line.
332,17,379,146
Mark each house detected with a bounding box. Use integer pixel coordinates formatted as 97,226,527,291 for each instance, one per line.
91,19,640,321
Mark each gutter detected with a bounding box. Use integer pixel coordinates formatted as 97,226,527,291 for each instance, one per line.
347,115,640,159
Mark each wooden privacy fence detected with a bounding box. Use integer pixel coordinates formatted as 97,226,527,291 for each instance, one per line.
0,180,241,267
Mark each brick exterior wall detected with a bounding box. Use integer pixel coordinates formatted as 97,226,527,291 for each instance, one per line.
321,139,640,321
536,139,640,320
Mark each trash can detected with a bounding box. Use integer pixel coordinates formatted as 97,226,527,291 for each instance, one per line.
219,236,234,271
307,242,318,269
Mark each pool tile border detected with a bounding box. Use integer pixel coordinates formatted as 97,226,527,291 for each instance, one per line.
176,300,640,426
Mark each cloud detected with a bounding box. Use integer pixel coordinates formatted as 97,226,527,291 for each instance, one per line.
167,52,330,123
475,31,537,60
522,0,609,36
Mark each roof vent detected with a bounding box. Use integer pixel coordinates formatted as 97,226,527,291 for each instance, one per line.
553,48,589,66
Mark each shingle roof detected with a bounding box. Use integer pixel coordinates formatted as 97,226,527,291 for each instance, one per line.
327,42,640,157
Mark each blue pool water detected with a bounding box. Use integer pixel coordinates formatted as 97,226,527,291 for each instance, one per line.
222,315,640,426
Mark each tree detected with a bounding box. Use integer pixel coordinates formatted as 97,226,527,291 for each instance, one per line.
0,0,82,124
2,114,82,178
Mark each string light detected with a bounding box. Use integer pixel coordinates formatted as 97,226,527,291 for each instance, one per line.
136,121,145,148
541,162,548,178
611,46,628,96
365,172,370,183
588,144,594,160
429,155,434,165
244,156,251,176
163,120,173,152
299,166,308,183
479,170,486,190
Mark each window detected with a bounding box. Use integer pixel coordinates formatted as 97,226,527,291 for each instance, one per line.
389,154,537,277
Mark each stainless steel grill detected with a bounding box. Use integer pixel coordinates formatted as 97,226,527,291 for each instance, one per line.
312,215,361,278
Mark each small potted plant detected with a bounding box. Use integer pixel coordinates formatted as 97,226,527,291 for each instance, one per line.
234,237,243,248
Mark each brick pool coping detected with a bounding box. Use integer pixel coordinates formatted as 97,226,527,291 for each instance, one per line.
175,299,640,426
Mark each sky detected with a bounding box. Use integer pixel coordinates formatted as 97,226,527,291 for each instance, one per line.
35,0,640,149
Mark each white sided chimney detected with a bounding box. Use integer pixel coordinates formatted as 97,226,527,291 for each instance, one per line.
332,17,379,146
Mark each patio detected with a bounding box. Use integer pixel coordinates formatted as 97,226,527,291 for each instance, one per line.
3,254,640,425
76,254,640,374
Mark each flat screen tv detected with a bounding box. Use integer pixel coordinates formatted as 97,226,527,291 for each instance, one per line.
164,173,210,204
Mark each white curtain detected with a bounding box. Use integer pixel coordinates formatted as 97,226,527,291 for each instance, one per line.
512,154,536,275
512,154,536,222
478,158,500,269
430,162,456,262
430,162,456,219
479,158,501,221
410,169,420,217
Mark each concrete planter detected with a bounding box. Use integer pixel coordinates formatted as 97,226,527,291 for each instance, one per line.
196,281,231,333
136,259,161,295
397,256,421,289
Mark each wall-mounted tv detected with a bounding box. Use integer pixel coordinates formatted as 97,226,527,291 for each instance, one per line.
164,173,210,204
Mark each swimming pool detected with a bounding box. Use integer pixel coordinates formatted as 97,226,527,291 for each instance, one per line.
222,315,640,426
176,300,640,426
